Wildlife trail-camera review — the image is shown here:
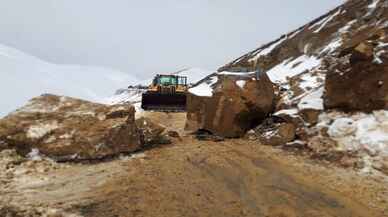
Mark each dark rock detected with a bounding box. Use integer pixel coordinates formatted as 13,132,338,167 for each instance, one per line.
324,41,388,112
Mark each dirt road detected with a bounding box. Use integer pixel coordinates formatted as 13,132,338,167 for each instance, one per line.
2,112,388,216
73,139,387,217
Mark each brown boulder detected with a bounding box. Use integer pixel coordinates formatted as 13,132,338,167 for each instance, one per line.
0,94,142,161
255,122,296,146
324,41,388,112
135,117,170,145
186,73,275,138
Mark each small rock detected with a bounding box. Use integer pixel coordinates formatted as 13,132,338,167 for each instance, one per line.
255,119,296,146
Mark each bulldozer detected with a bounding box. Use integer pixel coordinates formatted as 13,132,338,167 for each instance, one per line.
141,74,188,111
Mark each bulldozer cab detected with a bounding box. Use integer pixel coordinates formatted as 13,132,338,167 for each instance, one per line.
153,75,187,87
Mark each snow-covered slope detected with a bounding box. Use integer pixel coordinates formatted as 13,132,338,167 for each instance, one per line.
0,44,138,117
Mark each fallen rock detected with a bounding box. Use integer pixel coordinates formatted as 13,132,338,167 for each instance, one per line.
186,73,275,138
324,40,388,112
299,109,321,126
135,117,170,145
254,118,296,146
0,94,142,161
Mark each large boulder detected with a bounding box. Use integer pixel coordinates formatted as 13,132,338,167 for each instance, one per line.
0,94,142,161
186,73,275,138
324,40,388,112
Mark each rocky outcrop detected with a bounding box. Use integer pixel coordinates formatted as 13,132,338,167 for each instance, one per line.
324,39,388,111
186,73,275,138
0,94,142,161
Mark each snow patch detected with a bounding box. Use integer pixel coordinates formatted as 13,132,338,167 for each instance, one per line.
320,110,388,156
27,148,43,161
274,109,299,117
266,55,321,84
236,80,246,89
320,38,343,54
297,87,324,110
189,76,218,97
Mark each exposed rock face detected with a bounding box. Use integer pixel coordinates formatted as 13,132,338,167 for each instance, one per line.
0,94,142,161
324,39,388,111
186,73,275,138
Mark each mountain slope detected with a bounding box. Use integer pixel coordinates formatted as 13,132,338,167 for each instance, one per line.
0,44,138,117
192,0,388,106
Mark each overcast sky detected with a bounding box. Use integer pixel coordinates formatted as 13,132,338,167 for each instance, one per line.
0,0,344,80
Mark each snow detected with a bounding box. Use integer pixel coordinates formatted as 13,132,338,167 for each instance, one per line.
266,55,321,84
27,149,43,161
320,38,343,54
27,121,59,139
274,108,299,117
188,76,218,97
297,87,324,110
313,9,341,33
338,20,357,33
319,110,388,156
236,80,246,89
368,0,380,9
217,71,256,76
299,72,325,91
0,44,139,117
328,118,357,137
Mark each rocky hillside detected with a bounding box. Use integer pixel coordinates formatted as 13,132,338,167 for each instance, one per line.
187,0,388,172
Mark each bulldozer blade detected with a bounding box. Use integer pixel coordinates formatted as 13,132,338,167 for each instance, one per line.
141,92,187,112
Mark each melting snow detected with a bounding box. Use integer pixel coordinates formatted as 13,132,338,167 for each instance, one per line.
319,110,388,156
297,87,324,110
320,38,343,54
189,76,218,97
266,55,321,84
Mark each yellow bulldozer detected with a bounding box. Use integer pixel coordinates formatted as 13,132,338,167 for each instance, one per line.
141,74,188,111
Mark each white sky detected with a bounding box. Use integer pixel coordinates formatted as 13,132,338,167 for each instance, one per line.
0,0,344,80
